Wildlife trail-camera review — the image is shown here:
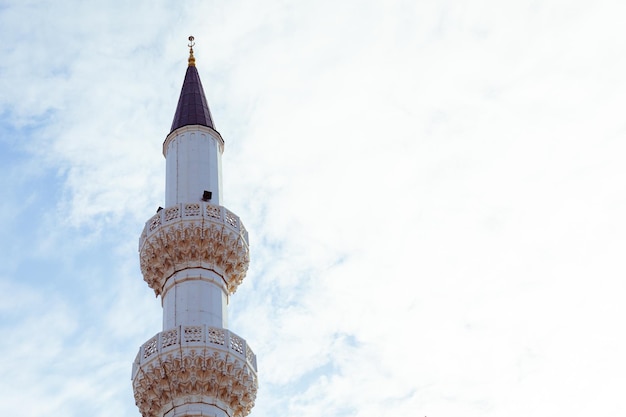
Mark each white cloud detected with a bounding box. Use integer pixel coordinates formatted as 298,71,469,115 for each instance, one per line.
1,0,626,416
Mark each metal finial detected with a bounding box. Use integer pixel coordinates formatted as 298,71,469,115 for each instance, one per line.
188,35,196,66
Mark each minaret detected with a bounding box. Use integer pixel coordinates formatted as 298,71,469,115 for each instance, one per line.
132,37,257,417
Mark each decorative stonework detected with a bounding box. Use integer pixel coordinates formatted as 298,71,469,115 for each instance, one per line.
132,325,257,417
139,202,249,296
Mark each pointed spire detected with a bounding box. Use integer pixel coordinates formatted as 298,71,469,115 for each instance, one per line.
170,36,215,133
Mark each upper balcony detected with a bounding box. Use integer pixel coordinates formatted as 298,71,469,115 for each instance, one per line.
139,202,250,296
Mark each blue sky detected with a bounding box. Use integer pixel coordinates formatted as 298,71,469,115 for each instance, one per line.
1,0,626,416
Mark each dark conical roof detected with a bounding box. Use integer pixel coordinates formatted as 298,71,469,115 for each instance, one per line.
170,64,215,133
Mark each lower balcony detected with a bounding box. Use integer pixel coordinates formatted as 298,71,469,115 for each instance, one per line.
132,325,257,417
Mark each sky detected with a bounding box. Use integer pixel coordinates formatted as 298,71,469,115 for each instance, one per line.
0,0,625,416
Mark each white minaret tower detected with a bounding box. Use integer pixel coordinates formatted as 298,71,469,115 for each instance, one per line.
132,37,257,417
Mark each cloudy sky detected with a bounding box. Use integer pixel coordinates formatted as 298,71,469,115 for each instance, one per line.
1,0,625,416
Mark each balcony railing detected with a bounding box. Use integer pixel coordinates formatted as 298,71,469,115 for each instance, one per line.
139,202,248,250
132,324,257,379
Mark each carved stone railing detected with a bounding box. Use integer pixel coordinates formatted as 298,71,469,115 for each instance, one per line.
132,325,258,417
132,325,257,374
139,202,250,296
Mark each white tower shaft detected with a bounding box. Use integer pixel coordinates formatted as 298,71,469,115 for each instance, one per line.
162,125,227,330
164,125,224,207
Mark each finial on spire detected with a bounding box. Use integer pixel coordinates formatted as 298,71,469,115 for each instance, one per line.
188,35,196,67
